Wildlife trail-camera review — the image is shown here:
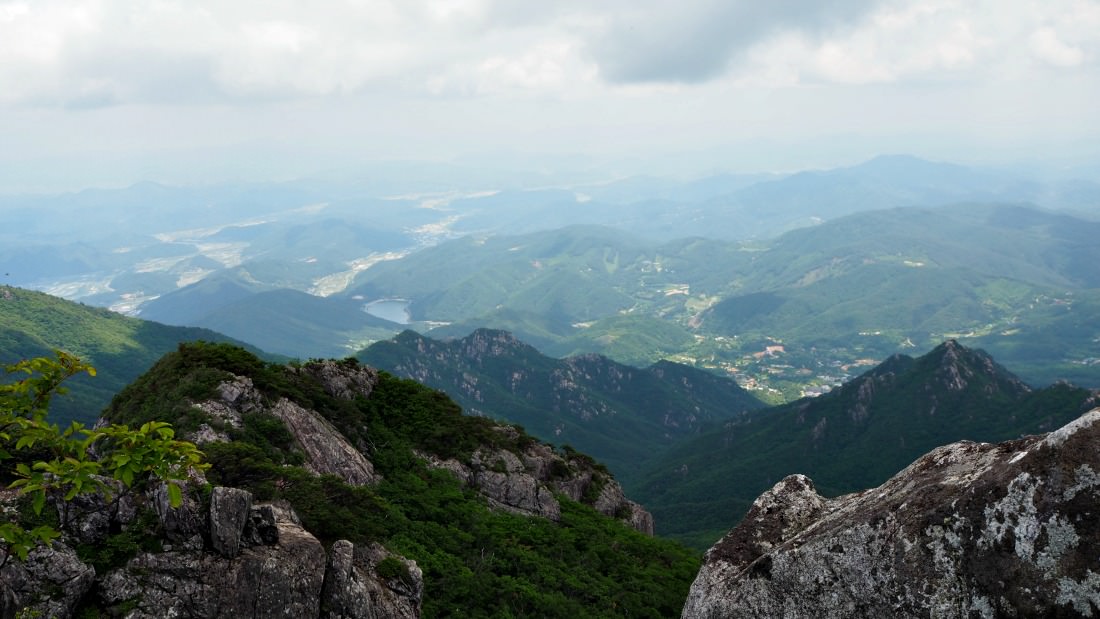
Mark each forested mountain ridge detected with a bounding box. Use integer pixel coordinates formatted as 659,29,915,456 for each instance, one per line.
358,328,764,483
631,340,1099,549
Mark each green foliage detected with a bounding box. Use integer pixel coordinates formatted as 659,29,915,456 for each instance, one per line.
0,351,205,562
375,556,409,581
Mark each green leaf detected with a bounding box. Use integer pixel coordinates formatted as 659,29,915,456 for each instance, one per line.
167,483,183,508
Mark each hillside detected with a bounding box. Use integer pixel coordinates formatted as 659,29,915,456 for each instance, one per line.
0,286,266,425
168,287,402,358
630,341,1098,550
85,342,700,617
358,329,764,483
344,225,659,324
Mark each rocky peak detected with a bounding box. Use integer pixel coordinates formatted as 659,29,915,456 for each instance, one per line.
291,359,379,401
683,408,1100,618
927,339,1031,395
460,328,533,360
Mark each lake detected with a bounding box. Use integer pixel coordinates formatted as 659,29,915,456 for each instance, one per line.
364,298,411,324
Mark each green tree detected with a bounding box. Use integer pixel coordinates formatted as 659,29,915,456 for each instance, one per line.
0,350,205,562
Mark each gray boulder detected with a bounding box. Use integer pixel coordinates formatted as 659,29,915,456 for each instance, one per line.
321,540,423,619
683,408,1100,618
209,486,253,559
0,541,94,619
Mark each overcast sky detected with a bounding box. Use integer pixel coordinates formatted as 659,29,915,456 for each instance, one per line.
1,0,1098,190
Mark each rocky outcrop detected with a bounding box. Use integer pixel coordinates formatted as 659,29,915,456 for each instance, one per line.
0,486,422,619
0,541,95,619
684,408,1100,618
322,540,423,619
268,397,379,485
209,486,253,558
190,375,379,486
98,501,328,618
419,435,654,535
292,359,379,401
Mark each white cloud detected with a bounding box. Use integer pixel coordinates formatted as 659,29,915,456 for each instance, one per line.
0,0,1097,188
1030,27,1085,67
0,0,1096,106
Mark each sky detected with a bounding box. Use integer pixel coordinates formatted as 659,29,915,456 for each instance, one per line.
1,0,1098,190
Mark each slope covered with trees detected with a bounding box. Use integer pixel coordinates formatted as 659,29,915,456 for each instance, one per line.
0,286,265,425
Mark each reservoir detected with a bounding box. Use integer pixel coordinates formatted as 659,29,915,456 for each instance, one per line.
364,298,411,324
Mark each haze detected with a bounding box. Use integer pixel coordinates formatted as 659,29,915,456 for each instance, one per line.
1,0,1098,191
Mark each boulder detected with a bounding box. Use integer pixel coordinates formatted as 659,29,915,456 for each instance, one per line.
684,408,1100,618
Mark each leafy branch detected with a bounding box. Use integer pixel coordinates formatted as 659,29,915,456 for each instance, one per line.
1,351,206,563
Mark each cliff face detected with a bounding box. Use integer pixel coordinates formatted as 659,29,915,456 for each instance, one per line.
683,408,1100,618
0,484,422,619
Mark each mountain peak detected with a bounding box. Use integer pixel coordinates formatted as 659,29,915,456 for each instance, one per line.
922,339,1030,395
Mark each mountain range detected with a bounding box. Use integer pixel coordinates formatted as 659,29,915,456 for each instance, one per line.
358,328,764,483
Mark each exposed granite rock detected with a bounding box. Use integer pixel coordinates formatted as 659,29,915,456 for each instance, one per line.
684,408,1100,618
470,447,560,520
190,375,259,439
268,397,379,486
1,482,422,618
189,376,379,486
99,502,327,618
321,540,423,619
293,359,379,401
0,541,95,619
210,486,253,559
420,439,654,534
50,477,138,546
151,481,206,549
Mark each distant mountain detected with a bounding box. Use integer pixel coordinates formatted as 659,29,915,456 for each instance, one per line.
344,224,658,324
697,204,1100,386
358,329,764,483
432,155,1100,241
0,286,266,425
336,206,1100,391
154,286,403,358
139,270,268,326
630,340,1098,549
695,154,1096,239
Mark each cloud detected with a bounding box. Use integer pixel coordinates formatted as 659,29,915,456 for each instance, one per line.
582,0,884,84
0,0,1097,110
1030,27,1085,67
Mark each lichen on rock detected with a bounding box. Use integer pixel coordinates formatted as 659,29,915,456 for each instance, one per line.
684,408,1100,618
